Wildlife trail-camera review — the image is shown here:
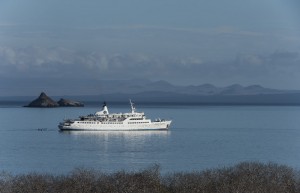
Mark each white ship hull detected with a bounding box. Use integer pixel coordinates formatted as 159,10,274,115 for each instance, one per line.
59,121,171,131
58,100,172,131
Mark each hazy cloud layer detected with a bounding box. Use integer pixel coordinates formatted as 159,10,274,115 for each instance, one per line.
0,46,299,95
0,46,203,78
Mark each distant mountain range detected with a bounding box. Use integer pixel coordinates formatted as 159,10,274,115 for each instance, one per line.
95,79,299,96
2,80,300,105
67,80,300,105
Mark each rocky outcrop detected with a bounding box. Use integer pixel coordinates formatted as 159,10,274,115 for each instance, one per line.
25,92,59,107
25,92,84,107
57,98,84,107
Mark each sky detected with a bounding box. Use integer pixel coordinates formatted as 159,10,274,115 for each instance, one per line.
0,0,300,96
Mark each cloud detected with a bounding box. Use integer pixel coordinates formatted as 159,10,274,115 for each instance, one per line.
234,51,300,70
269,51,299,64
1,45,300,93
0,46,205,78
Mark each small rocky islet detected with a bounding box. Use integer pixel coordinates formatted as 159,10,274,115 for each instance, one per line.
24,92,84,107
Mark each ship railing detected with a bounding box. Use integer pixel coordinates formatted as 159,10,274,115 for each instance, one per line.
154,118,166,122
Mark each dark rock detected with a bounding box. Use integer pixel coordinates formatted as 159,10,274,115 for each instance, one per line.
57,98,84,107
25,92,59,107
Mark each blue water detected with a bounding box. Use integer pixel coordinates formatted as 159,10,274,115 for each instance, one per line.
0,104,300,174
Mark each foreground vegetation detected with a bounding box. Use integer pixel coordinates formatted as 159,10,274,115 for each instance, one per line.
1,162,299,193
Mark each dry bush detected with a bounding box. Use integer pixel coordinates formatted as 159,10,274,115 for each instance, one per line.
0,162,299,193
50,168,99,193
5,173,53,193
164,162,299,193
226,162,297,193
164,170,219,193
0,171,13,193
92,164,166,193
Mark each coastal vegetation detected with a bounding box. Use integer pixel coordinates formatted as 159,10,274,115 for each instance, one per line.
0,162,299,193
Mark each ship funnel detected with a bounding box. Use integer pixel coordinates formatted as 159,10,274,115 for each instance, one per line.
95,102,109,116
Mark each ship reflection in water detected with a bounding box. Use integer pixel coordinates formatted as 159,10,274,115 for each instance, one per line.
58,130,171,172
60,130,170,141
59,130,170,158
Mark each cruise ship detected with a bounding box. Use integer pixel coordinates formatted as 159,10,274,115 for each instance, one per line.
58,100,172,131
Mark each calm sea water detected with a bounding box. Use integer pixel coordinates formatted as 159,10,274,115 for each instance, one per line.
1,103,300,174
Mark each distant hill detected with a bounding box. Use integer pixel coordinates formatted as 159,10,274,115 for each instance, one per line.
84,79,298,96
78,91,299,105
24,92,59,107
63,80,300,105
2,80,300,105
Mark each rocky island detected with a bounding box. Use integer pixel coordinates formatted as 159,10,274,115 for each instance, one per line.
57,98,84,107
24,92,84,107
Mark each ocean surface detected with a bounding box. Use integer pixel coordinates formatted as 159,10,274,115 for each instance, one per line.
1,102,300,174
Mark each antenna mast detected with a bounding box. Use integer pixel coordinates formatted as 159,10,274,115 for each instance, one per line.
129,99,136,113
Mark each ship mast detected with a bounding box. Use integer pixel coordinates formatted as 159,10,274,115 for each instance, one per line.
129,99,136,113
